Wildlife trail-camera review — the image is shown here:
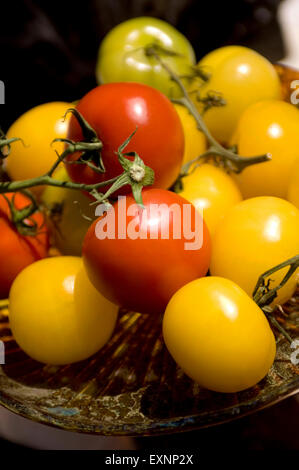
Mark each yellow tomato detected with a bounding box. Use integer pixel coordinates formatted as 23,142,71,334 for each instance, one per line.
174,104,206,165
189,46,281,144
288,158,299,209
42,167,94,255
9,257,118,365
163,276,276,393
6,102,71,193
180,164,242,236
210,197,299,305
232,100,299,199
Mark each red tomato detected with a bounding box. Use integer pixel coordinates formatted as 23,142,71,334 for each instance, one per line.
82,189,211,314
65,83,184,192
0,193,49,298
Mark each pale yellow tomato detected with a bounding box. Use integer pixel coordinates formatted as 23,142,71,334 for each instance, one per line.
163,276,276,393
288,158,299,209
210,197,299,305
232,100,299,199
189,46,281,144
180,164,242,236
42,167,94,255
6,102,71,193
9,257,118,365
174,104,206,165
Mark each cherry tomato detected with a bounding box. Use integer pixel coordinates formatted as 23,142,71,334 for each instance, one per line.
9,257,118,365
6,102,71,194
174,104,206,165
189,46,281,144
65,83,184,193
232,100,299,199
96,17,196,98
0,192,49,298
210,197,299,305
83,189,211,314
42,167,94,255
180,164,242,236
287,158,299,209
163,276,276,393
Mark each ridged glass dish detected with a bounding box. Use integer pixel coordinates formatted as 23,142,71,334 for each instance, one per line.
0,64,298,436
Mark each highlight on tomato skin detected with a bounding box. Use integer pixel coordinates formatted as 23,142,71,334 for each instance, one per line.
65,82,185,195
82,189,211,315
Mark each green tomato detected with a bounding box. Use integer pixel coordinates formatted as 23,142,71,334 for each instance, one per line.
42,167,95,255
96,17,196,98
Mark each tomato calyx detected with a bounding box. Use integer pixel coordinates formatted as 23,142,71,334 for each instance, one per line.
89,128,155,207
252,254,299,343
51,108,105,176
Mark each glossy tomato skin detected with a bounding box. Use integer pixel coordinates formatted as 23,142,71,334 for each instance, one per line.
210,197,299,305
96,17,196,98
6,102,71,195
9,257,118,365
180,164,242,236
0,193,49,298
65,83,184,194
163,277,276,393
83,189,211,314
232,100,299,199
188,46,281,144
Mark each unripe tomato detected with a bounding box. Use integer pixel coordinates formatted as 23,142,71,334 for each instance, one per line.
180,164,242,236
174,104,206,165
0,192,49,298
189,46,281,144
232,100,299,199
288,158,299,209
66,83,184,193
83,189,211,314
42,167,94,255
163,277,276,393
9,257,118,365
6,102,71,194
210,197,299,305
96,17,196,98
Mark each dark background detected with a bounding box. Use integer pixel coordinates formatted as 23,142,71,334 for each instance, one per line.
1,0,297,451
0,0,284,130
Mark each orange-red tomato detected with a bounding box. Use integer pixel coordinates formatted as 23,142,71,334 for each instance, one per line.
0,193,49,298
65,83,184,193
83,189,211,314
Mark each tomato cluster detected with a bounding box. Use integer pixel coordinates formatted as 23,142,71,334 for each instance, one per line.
2,17,299,395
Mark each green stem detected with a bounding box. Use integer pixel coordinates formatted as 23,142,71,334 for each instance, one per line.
0,174,119,193
252,254,299,344
145,46,271,174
